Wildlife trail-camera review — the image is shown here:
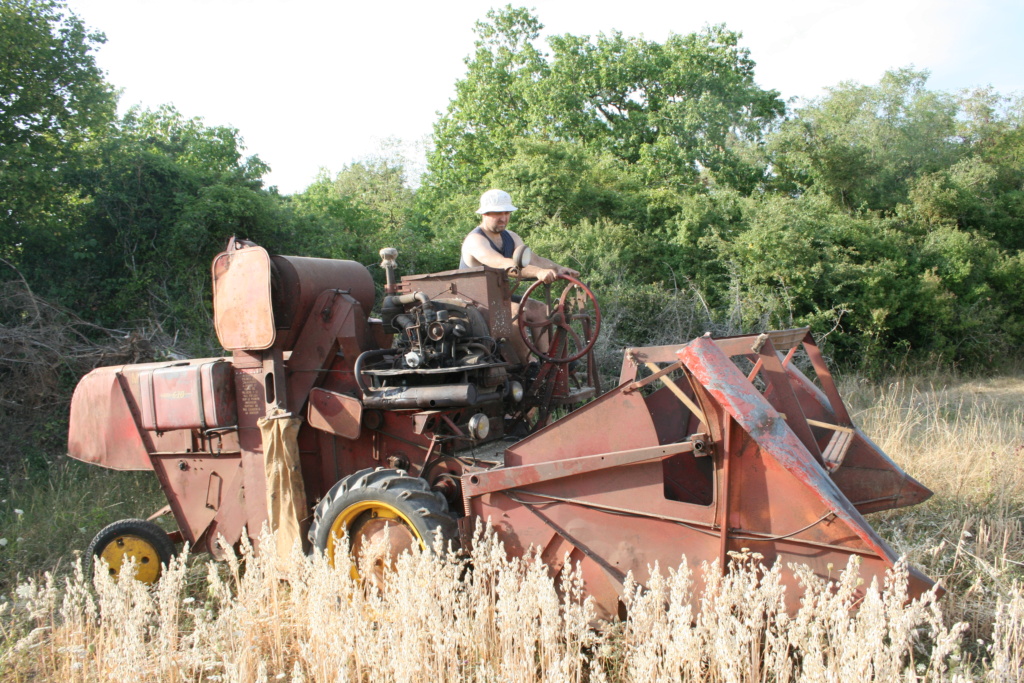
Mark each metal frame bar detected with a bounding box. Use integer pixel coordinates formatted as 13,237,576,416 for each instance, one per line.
463,441,695,497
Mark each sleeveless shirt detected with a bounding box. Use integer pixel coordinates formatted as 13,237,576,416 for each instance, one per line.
459,226,515,269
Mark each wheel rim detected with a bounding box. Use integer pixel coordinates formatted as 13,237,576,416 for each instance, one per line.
98,534,163,584
326,501,424,582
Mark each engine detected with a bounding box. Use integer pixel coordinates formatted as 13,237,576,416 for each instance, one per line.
354,290,516,415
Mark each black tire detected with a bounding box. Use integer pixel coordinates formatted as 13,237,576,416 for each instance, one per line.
308,467,459,575
86,518,177,584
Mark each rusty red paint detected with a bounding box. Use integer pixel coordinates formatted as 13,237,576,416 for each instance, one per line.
307,388,363,440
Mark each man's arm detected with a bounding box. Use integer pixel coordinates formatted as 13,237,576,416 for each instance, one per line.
522,251,579,281
462,230,578,283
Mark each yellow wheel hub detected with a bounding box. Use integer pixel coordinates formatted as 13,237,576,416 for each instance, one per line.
98,534,163,584
326,501,425,581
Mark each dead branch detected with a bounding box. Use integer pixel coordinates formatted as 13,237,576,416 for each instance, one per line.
0,280,174,409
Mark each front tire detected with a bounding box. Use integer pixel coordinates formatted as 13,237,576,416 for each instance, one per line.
308,468,459,581
86,518,177,584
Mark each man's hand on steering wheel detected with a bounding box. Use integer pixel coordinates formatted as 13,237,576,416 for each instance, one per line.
535,268,558,284
535,265,578,283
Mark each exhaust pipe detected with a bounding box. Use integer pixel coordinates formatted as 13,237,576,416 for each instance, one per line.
361,384,500,409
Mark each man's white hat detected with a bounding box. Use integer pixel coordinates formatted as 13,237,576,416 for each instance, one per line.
476,189,517,214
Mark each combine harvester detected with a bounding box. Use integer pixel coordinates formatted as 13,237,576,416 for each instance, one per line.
69,240,935,617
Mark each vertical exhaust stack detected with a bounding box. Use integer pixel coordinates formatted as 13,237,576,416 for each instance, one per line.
380,247,399,295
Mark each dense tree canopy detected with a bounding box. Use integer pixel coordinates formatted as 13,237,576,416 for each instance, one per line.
411,7,1024,370
3,1,1023,371
59,106,294,336
0,0,115,261
422,7,784,221
768,69,963,211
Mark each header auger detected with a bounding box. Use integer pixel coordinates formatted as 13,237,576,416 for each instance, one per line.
69,240,934,617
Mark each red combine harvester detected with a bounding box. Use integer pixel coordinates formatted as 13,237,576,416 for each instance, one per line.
69,240,935,616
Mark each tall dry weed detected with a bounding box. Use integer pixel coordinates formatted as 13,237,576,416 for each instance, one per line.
2,376,1023,680
0,524,998,682
605,552,967,682
987,584,1024,681
843,377,1024,645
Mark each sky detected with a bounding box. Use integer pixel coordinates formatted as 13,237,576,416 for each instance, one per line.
65,0,1024,195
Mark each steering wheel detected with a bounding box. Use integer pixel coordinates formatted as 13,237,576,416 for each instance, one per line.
517,276,601,363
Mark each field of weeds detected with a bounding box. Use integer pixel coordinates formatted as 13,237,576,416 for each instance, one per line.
0,375,1021,681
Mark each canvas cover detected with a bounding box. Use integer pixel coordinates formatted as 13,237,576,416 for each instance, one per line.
258,413,307,557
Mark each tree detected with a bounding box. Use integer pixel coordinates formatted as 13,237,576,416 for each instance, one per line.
0,0,115,259
290,139,455,276
538,25,783,186
331,159,414,235
768,69,962,212
421,6,784,216
43,106,290,347
481,139,645,230
424,6,547,199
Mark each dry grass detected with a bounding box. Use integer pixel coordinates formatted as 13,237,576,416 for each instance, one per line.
843,376,1024,644
0,530,978,682
0,374,1022,681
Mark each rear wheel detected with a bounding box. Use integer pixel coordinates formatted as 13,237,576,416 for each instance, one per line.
86,518,177,584
308,468,459,582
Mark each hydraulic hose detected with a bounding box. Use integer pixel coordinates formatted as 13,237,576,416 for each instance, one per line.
353,348,392,396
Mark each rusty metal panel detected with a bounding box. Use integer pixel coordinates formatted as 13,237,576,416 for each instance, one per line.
138,361,236,432
68,366,152,471
468,383,721,619
307,388,363,440
284,292,363,416
151,454,243,547
270,255,376,350
782,361,932,514
471,471,722,620
213,246,276,350
746,339,824,463
829,429,933,513
505,382,660,467
463,442,694,497
677,337,901,564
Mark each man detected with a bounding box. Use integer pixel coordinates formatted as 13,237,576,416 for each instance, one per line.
459,189,578,283
459,189,579,361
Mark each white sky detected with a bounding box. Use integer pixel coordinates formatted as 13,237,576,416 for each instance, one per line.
65,0,1024,195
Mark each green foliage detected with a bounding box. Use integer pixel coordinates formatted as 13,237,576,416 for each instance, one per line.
538,24,783,185
415,13,1024,372
421,6,784,211
769,68,962,211
425,6,546,197
289,172,377,261
292,151,456,281
3,1,1024,376
0,0,115,261
482,139,647,231
39,106,292,348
